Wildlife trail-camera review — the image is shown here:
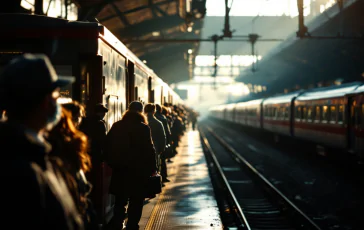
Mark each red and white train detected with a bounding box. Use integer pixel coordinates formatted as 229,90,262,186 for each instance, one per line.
0,14,183,225
209,82,364,158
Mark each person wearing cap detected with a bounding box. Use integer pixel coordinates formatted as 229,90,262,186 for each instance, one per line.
105,101,157,230
0,54,83,229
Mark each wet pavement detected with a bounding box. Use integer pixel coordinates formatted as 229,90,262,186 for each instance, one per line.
140,129,222,230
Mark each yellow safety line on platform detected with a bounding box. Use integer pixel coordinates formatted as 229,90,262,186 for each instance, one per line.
144,188,166,230
144,151,181,230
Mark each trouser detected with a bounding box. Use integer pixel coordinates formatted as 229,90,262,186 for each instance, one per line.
172,135,179,150
192,122,196,130
108,194,145,230
160,157,168,179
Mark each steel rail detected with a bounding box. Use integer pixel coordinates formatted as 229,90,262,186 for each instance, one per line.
205,126,322,230
199,129,251,230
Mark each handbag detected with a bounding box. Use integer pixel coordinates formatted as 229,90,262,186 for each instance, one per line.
145,174,162,198
163,144,175,159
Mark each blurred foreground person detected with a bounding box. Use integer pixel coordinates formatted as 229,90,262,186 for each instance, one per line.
0,54,83,229
48,106,98,230
105,101,157,230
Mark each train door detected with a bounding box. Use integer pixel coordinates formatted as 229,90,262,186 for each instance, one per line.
148,77,152,103
259,102,264,129
127,60,135,107
151,90,155,103
161,86,164,105
347,96,356,151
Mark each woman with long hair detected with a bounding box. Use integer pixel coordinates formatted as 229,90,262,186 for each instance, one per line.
47,104,98,230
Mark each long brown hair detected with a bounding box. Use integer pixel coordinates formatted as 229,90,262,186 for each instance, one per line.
49,107,91,173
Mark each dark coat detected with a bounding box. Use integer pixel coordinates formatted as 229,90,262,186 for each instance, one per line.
105,111,157,198
155,111,171,144
146,113,166,154
0,122,84,230
79,116,107,163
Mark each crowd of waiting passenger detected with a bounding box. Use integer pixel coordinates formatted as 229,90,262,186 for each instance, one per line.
0,54,199,230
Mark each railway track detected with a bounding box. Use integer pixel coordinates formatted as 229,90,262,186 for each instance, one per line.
200,126,321,230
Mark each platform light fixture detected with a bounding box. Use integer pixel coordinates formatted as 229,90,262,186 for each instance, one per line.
188,49,193,54
152,31,160,37
143,60,147,64
187,26,193,32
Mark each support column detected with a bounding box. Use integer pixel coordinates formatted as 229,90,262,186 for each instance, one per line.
34,0,44,15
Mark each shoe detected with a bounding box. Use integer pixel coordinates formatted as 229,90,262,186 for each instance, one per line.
162,178,170,183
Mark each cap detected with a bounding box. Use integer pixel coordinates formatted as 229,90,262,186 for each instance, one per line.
129,101,143,113
95,103,108,113
0,53,75,107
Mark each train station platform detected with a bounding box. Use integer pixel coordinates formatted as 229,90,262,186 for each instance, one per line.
139,129,222,230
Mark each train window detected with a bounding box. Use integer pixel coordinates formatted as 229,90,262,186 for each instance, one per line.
274,107,278,119
282,107,287,120
315,106,321,122
330,105,337,124
307,106,314,122
338,105,344,124
295,106,301,121
277,107,281,119
322,105,329,123
302,106,307,121
355,106,361,127
362,105,364,127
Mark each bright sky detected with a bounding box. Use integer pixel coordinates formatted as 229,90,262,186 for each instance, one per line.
205,0,314,17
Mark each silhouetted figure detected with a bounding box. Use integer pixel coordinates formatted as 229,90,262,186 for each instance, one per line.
105,101,157,230
144,103,166,170
79,103,108,223
155,104,172,182
79,104,108,163
0,54,83,229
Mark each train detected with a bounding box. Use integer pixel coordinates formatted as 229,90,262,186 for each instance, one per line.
0,14,183,225
209,81,364,159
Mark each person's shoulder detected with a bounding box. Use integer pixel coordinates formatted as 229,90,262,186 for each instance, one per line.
138,122,151,133
3,158,45,192
155,118,164,127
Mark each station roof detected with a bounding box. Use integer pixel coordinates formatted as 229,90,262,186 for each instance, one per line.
236,0,364,95
73,0,206,84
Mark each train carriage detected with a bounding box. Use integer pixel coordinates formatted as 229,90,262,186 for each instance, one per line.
224,103,236,122
0,13,182,225
235,99,263,128
293,82,361,149
346,84,364,157
262,92,301,136
209,104,225,120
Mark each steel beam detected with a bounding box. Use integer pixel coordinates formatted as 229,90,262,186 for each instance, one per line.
99,0,175,22
117,15,184,38
78,0,116,21
124,38,284,43
110,2,130,26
